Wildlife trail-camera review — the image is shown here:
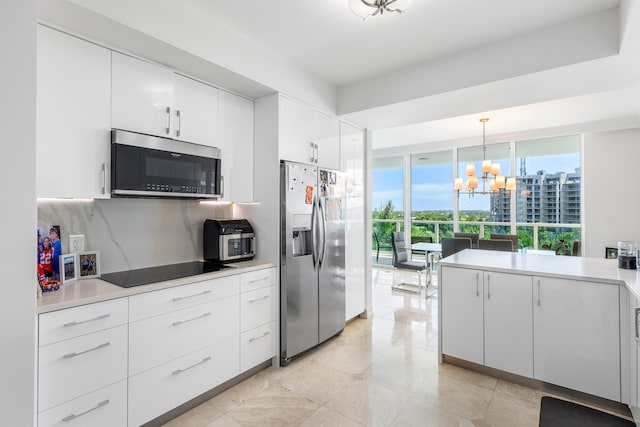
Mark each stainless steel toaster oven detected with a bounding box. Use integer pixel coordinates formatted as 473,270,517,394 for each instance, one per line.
203,219,255,263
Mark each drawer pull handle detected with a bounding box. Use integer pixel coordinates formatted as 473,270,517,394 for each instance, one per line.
249,331,270,342
172,312,212,326
537,279,541,307
248,277,269,284
63,342,110,359
248,295,270,304
172,289,212,302
61,399,110,422
172,356,211,375
63,313,111,327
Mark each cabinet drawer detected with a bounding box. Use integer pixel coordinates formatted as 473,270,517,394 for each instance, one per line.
39,298,128,346
39,325,127,412
129,336,239,427
129,295,239,375
241,321,275,372
240,268,274,293
38,380,127,427
129,275,240,322
241,285,276,332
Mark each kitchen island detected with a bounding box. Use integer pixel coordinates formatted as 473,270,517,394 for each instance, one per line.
439,249,640,420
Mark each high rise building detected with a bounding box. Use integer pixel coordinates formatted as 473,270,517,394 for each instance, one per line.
490,167,580,224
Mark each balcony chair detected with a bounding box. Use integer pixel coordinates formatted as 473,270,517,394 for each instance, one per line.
454,232,480,249
373,231,393,263
391,232,427,295
441,237,472,259
490,233,519,252
479,238,513,252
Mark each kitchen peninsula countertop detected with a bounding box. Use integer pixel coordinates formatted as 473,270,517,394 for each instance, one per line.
37,259,275,314
439,249,640,297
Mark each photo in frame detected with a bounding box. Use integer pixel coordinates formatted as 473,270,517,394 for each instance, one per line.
37,225,62,282
78,251,101,279
605,247,618,259
60,253,78,284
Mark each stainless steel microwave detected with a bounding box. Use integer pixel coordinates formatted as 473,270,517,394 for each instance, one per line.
111,129,222,199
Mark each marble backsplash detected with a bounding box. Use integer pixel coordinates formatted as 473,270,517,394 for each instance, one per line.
38,199,232,274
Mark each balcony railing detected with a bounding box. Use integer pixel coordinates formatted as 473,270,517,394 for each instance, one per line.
372,218,581,264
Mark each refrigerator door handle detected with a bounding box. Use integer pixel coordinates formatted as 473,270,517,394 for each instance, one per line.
318,197,327,269
310,195,318,270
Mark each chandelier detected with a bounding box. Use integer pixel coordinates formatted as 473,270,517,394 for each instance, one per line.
454,118,516,196
349,0,413,21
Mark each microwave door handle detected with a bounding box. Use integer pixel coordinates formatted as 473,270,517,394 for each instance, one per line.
220,175,224,198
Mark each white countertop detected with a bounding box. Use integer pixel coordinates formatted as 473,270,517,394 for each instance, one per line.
440,249,640,299
37,259,275,314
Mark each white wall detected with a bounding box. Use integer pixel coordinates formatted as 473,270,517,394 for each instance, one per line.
0,1,37,425
583,127,640,258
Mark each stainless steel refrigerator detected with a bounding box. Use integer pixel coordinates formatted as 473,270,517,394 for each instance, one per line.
280,161,346,365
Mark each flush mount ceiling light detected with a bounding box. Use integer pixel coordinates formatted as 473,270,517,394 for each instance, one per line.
349,0,413,21
454,118,516,197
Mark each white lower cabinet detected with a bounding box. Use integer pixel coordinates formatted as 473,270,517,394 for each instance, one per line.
441,267,484,364
129,336,240,427
240,286,276,332
533,276,621,401
38,324,128,412
129,295,240,375
241,321,276,372
483,272,533,377
38,380,127,427
38,267,276,426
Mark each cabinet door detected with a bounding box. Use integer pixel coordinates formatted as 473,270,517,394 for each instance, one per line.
441,267,484,364
533,277,620,401
630,293,640,409
218,90,254,201
38,380,127,427
341,122,365,320
173,74,218,146
484,272,533,377
314,110,340,170
111,51,174,138
37,26,111,199
279,95,313,164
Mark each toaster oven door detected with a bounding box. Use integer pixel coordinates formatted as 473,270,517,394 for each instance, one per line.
220,234,255,261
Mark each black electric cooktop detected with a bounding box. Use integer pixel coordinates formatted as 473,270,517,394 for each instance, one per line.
101,261,231,288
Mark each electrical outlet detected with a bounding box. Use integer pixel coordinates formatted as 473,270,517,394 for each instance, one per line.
69,235,85,253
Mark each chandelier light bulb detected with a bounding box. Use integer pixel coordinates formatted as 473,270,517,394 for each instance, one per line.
506,177,517,191
490,163,501,176
481,160,492,174
454,178,463,190
495,175,506,189
466,164,476,176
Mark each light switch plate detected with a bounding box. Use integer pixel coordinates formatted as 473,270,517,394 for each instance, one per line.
69,235,85,253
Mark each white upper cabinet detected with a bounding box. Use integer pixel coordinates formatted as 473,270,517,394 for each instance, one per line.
278,95,340,168
218,91,254,202
279,95,313,164
314,110,340,170
111,51,174,138
172,74,218,147
37,26,112,199
111,53,219,147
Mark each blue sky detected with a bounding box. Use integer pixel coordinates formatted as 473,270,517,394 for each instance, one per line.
373,153,580,212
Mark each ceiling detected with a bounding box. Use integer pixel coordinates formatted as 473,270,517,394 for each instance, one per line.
187,0,640,150
187,0,618,87
48,0,640,151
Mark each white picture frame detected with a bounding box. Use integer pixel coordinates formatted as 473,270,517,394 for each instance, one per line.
78,251,101,279
60,253,78,284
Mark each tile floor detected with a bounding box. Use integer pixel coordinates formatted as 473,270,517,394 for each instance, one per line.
163,267,631,427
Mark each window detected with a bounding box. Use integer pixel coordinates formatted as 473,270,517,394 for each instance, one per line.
372,156,404,263
410,151,453,243
515,135,581,252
